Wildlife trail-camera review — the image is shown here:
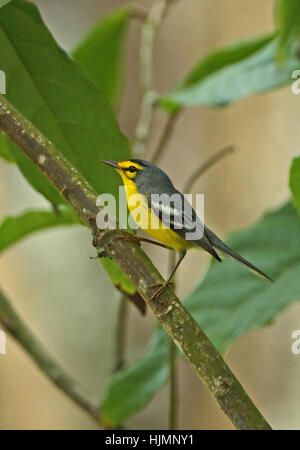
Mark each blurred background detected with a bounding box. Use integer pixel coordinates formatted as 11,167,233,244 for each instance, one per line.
1,0,300,429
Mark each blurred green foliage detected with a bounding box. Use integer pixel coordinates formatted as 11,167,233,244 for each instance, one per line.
275,0,300,62
0,0,137,301
102,202,300,424
102,329,169,426
161,37,299,108
0,207,80,253
0,0,130,204
73,7,130,105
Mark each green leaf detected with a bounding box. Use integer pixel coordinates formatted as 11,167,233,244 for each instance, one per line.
102,202,300,423
183,35,274,87
101,257,135,295
0,206,80,253
0,3,136,299
100,257,146,315
0,132,14,163
160,34,273,113
186,202,300,353
101,327,169,426
160,36,299,108
275,0,300,62
72,7,130,105
0,0,131,204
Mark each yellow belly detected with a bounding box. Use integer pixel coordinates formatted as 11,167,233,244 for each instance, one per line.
123,180,192,251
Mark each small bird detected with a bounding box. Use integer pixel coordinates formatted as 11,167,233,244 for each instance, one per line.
102,159,273,298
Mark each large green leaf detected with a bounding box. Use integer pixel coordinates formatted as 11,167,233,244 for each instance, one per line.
72,7,130,105
160,34,274,113
275,0,300,62
102,202,300,423
0,0,131,204
160,37,299,108
0,207,80,253
186,202,300,353
0,1,139,300
101,327,169,426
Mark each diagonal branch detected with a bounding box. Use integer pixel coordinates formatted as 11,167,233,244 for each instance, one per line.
0,93,271,430
151,110,181,163
183,145,235,192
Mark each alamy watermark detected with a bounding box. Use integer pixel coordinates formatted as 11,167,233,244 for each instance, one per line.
0,329,6,355
291,70,300,95
96,187,205,241
0,70,6,94
291,330,300,355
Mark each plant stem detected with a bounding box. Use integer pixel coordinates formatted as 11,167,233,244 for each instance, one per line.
168,250,178,430
168,337,178,429
114,295,129,372
114,0,175,379
134,0,170,157
0,94,272,430
183,145,235,192
114,0,172,377
168,144,235,428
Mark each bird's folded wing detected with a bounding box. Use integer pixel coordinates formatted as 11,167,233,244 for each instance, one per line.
147,191,221,260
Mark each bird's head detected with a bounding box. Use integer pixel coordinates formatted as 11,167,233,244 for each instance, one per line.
101,159,174,193
101,159,143,180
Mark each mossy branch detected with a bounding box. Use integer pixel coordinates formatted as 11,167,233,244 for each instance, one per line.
0,93,271,430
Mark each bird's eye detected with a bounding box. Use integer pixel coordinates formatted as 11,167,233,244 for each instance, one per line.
128,166,136,173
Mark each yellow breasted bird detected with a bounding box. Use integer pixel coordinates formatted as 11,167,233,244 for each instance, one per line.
102,159,273,298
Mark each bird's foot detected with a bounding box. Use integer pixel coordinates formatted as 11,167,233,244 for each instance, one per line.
150,280,173,300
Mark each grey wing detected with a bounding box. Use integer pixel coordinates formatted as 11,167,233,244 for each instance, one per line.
148,190,221,261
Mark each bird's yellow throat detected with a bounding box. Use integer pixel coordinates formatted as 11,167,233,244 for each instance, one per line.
116,167,192,251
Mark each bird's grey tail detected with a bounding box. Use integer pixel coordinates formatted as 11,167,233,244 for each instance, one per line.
207,231,273,282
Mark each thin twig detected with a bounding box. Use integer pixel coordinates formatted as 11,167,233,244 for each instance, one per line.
167,145,234,428
115,0,172,370
0,94,272,430
114,0,172,376
168,250,178,430
114,0,174,375
134,0,170,157
183,145,235,193
114,295,129,372
168,336,178,429
0,289,104,427
129,2,149,21
151,110,181,163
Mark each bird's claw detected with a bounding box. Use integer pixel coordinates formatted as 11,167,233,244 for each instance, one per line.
150,280,173,300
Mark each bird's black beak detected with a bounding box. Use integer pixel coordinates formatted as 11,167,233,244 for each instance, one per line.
101,160,119,169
